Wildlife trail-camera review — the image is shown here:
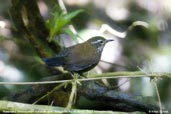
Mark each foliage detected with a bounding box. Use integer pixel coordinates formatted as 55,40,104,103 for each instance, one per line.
46,6,84,42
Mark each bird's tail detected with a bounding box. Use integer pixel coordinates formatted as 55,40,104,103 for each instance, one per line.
42,57,64,67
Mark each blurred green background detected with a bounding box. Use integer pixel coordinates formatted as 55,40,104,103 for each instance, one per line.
0,0,171,112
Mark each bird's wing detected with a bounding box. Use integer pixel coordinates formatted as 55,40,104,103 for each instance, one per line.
42,57,64,67
43,48,70,67
64,43,100,72
66,43,98,63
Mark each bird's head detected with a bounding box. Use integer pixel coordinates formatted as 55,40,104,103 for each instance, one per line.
87,36,114,53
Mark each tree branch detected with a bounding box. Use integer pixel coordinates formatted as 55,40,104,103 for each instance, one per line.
11,0,61,57
0,100,136,114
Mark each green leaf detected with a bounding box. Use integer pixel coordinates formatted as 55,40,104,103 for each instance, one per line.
46,8,84,42
62,9,84,26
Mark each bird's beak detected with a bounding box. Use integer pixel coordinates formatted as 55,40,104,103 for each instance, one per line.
105,39,114,43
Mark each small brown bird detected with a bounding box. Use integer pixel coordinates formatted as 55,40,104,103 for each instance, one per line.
43,36,113,74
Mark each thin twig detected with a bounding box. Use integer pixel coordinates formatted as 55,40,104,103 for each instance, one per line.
66,80,77,109
153,78,162,114
100,59,126,68
33,82,67,104
99,24,126,38
0,72,170,85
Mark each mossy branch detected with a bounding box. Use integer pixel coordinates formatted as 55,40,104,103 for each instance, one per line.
0,100,133,114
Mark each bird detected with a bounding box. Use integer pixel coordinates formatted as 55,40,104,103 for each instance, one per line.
43,36,113,74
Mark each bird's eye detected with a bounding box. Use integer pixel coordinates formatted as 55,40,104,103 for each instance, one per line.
99,40,104,44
